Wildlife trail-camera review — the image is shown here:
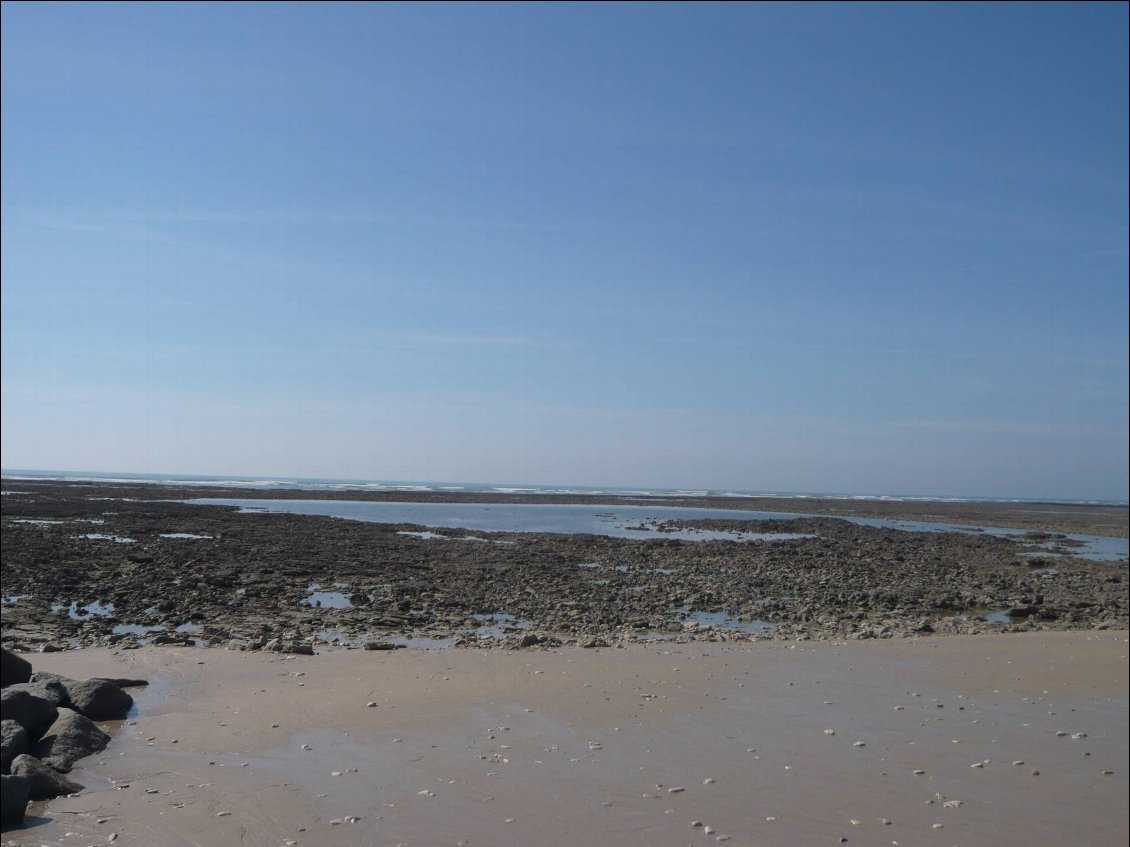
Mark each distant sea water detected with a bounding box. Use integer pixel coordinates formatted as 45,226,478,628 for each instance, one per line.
1,469,1126,507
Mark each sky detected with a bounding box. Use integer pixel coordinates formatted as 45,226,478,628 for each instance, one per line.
1,2,1127,500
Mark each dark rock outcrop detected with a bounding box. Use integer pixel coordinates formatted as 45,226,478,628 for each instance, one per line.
65,679,133,721
10,754,84,799
1,649,32,688
0,684,63,737
30,708,110,773
0,773,31,825
1,720,28,773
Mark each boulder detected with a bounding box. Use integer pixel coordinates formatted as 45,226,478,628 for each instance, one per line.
0,649,32,688
30,708,110,773
65,679,133,721
1,719,28,773
0,774,31,825
29,670,79,688
0,684,63,737
5,679,67,707
10,754,84,799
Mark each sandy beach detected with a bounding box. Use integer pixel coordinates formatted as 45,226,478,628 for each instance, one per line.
2,632,1125,847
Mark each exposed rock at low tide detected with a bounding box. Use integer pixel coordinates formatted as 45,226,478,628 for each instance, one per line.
0,649,32,688
31,707,112,773
1,719,28,773
1,482,1126,652
0,685,61,738
1,773,31,824
10,753,84,799
63,678,134,721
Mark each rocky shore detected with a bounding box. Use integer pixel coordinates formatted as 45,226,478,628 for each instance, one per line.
2,482,1126,653
1,647,142,827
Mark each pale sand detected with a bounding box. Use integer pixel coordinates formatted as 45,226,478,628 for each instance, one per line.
4,633,1126,847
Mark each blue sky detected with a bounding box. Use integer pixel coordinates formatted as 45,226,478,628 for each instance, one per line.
2,2,1127,499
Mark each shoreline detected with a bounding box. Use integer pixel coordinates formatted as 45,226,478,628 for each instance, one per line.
3,632,1126,846
5,478,1127,537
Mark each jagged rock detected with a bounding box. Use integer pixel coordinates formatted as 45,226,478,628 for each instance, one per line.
1,719,28,773
1,649,32,688
65,679,133,721
30,708,110,773
10,754,84,799
1,774,31,824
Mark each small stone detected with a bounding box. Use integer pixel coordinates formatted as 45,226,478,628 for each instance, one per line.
853,741,866,747
912,769,925,775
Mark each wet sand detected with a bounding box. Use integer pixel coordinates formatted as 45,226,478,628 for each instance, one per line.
4,632,1126,847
